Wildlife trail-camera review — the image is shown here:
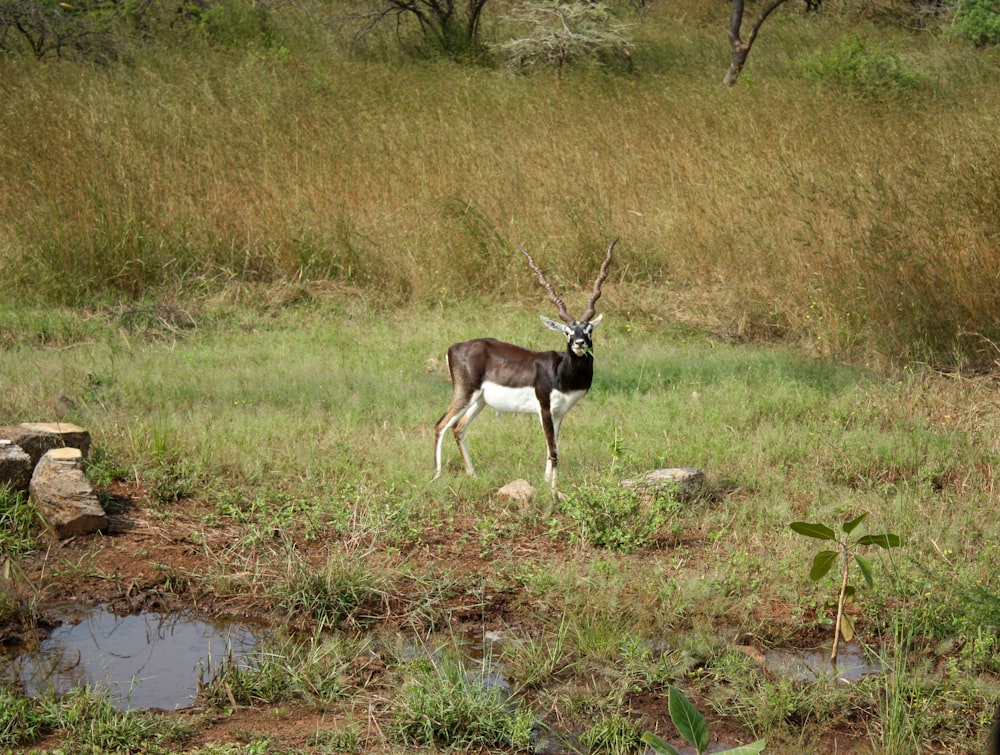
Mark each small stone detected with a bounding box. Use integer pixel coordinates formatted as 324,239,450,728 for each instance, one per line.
497,479,535,504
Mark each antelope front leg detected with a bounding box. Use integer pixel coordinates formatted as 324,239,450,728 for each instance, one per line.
540,409,559,492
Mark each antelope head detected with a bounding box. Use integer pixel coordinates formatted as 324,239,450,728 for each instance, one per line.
519,237,617,357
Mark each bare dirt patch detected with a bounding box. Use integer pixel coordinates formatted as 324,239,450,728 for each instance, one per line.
5,485,874,754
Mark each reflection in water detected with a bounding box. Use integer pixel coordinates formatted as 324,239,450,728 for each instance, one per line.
0,604,261,710
765,643,882,683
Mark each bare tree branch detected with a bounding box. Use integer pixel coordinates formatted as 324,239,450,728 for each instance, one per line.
724,0,793,86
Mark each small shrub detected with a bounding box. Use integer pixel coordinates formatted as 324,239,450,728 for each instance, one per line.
947,0,1000,46
561,482,678,553
199,633,356,707
800,35,925,98
790,513,901,666
270,549,386,627
495,1,634,73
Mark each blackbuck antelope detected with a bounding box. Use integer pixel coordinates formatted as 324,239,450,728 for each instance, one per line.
434,238,617,491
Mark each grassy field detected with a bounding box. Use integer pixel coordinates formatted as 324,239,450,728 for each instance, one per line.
2,0,1000,753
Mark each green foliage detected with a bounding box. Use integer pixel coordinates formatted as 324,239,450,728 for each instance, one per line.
0,484,34,558
392,650,534,750
183,0,280,47
800,34,925,98
22,686,194,751
306,723,365,752
0,0,281,61
790,513,902,662
580,710,643,754
0,685,48,747
85,444,133,488
269,547,386,627
560,481,679,553
199,633,358,707
144,456,203,504
948,0,1000,46
641,686,766,755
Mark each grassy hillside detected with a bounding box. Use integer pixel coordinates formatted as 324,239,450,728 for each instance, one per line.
1,0,998,367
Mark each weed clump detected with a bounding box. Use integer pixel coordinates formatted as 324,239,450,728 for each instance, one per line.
561,481,680,553
800,34,925,98
392,650,534,750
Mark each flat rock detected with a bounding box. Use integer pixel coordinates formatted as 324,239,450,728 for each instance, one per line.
30,447,107,539
0,439,33,493
622,468,706,499
0,422,91,467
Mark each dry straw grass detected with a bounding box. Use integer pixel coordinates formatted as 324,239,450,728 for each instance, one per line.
0,1,997,367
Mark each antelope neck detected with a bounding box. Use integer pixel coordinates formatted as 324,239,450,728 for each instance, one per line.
554,348,594,393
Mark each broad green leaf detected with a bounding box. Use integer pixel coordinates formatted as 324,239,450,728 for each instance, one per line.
668,686,710,753
840,613,855,642
842,585,856,601
721,740,768,754
841,512,868,534
641,731,683,755
856,533,902,549
854,554,874,587
809,550,838,581
790,522,836,540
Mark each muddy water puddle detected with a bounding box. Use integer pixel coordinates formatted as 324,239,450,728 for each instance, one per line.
1,603,263,710
765,643,882,683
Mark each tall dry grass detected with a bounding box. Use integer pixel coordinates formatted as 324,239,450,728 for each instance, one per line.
0,1,997,367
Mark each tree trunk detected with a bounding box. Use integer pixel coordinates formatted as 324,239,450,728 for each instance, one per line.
724,0,793,86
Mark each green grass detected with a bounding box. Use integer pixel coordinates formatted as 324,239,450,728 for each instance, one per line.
7,296,999,750
0,684,195,752
391,646,535,750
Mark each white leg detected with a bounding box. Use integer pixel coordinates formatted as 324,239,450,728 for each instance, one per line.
456,395,486,474
435,413,462,478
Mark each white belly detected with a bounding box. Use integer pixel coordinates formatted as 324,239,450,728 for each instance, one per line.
481,382,587,419
482,383,538,414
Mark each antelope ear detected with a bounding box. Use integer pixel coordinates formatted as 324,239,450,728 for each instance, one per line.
589,313,604,328
540,316,569,333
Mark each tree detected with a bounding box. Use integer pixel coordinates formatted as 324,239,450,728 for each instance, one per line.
0,0,118,62
354,0,491,57
724,0,793,86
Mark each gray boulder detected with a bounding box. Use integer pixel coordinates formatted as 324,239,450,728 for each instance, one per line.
622,467,706,500
30,447,107,539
